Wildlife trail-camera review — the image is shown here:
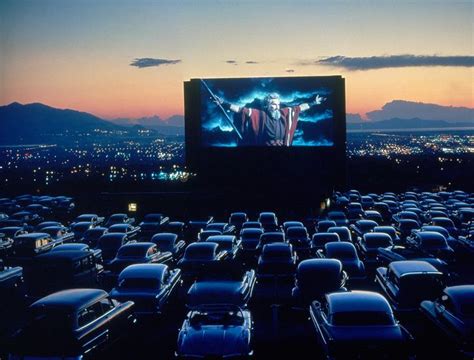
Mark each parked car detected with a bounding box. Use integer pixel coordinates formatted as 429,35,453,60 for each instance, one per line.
317,242,366,280
51,243,103,265
138,213,170,240
176,304,253,359
107,223,141,240
229,212,248,232
0,260,25,303
420,285,474,357
316,220,337,233
41,225,75,243
206,235,241,260
205,222,236,235
105,213,135,227
356,232,393,266
108,242,173,275
8,288,136,358
97,233,133,266
257,243,297,279
375,260,445,312
310,291,414,359
151,233,186,262
311,232,340,252
406,231,455,263
9,232,58,267
71,213,105,226
326,211,349,227
256,231,286,251
258,212,279,232
292,259,347,306
327,226,352,242
71,221,95,241
286,226,311,258
110,263,181,316
27,250,102,298
350,219,379,241
82,226,108,247
177,242,227,282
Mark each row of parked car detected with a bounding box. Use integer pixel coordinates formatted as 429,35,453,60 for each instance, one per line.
0,189,473,359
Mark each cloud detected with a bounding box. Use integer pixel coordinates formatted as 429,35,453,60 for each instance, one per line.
225,60,238,65
130,58,181,68
303,55,474,70
245,61,258,64
285,69,295,73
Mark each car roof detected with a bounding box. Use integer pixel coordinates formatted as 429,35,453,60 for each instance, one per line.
15,232,50,240
327,291,392,314
119,263,168,281
389,260,441,277
51,243,88,251
31,288,108,312
444,285,474,314
36,250,91,261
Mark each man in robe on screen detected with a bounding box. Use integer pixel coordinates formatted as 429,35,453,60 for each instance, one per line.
217,92,324,146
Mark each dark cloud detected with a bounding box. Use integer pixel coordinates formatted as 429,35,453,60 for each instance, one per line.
285,69,295,73
245,61,258,64
130,58,181,68
225,60,238,65
304,55,474,70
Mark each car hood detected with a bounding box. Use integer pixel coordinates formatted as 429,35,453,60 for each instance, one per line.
179,326,249,356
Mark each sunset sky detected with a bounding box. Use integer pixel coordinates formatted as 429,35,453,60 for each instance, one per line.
0,0,472,120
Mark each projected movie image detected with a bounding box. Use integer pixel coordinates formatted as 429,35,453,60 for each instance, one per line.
200,77,336,147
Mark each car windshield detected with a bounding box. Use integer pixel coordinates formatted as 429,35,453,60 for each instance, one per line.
331,311,394,326
119,278,160,289
190,310,244,326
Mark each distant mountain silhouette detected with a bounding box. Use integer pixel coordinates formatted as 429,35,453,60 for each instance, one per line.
367,100,473,123
0,102,167,145
347,117,474,131
109,114,184,135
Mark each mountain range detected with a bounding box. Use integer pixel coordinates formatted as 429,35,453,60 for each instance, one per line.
0,101,472,145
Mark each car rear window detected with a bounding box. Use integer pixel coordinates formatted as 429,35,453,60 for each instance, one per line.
119,278,160,289
331,311,394,326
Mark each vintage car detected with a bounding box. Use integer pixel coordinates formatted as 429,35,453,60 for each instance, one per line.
10,210,42,226
363,210,384,224
317,242,366,280
97,233,133,266
360,195,375,210
24,203,52,217
138,213,170,240
241,221,263,230
35,221,63,231
51,243,103,264
356,232,393,266
311,232,341,252
71,221,95,241
286,226,311,258
326,211,349,227
206,235,241,260
256,231,286,251
166,221,186,239
107,223,141,240
373,202,393,222
283,221,304,233
177,242,227,282
416,225,458,249
82,226,108,247
392,210,420,224
258,212,279,232
375,260,445,312
27,250,102,298
9,232,59,267
405,231,455,263
205,222,236,235
107,242,173,275
240,228,264,252
105,213,135,227
0,226,28,241
186,269,256,308
310,291,413,359
229,212,248,232
350,219,379,240
420,285,474,357
316,220,337,233
327,226,352,242
373,225,401,244
185,217,214,242
110,263,181,316
346,202,365,223
0,231,15,258
197,229,222,242
71,213,105,226
8,288,135,358
41,225,75,243
430,217,460,237
0,260,25,302
394,219,421,242
257,243,297,278
292,259,347,305
151,232,186,262
176,304,253,359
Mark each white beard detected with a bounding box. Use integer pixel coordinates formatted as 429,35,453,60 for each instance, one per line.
268,109,281,120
